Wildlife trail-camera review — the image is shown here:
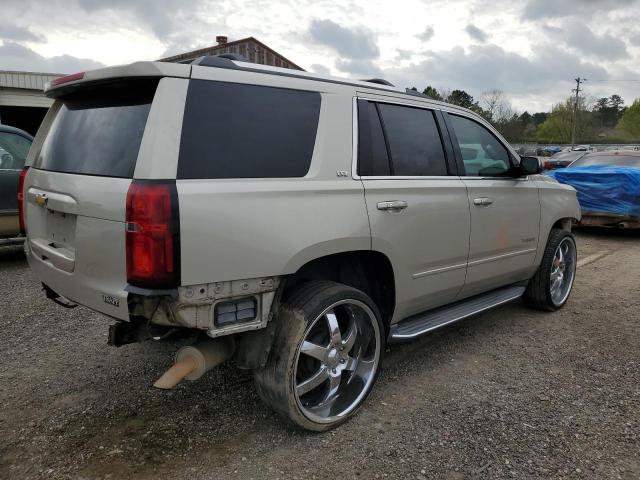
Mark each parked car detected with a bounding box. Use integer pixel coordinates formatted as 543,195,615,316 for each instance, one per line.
21,57,580,431
549,151,640,228
542,150,588,171
0,125,33,245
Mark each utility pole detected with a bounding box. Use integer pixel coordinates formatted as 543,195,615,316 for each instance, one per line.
570,77,586,150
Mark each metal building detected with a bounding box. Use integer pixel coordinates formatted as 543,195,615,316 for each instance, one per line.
0,70,60,135
160,35,304,71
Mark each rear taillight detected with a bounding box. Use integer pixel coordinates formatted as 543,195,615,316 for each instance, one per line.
50,71,85,87
126,180,180,289
543,162,552,169
18,167,29,234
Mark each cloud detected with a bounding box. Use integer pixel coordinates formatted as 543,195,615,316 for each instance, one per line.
543,21,628,60
309,63,331,75
0,25,46,43
388,43,609,99
523,0,638,19
465,24,488,43
630,32,640,46
308,19,379,59
395,49,414,61
564,23,629,60
335,58,383,77
77,0,203,40
417,26,434,42
0,41,105,73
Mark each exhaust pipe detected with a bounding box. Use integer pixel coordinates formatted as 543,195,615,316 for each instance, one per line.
153,337,234,389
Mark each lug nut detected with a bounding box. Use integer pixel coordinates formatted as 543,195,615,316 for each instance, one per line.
340,359,345,364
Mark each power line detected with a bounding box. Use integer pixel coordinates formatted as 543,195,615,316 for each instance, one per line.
587,79,640,83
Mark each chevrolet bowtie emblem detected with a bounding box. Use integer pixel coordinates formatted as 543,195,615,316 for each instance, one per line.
35,193,48,207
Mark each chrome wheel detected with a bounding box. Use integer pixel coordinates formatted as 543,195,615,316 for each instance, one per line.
293,299,381,424
549,237,576,306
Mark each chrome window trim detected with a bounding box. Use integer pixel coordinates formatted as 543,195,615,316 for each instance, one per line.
351,96,456,181
460,176,530,182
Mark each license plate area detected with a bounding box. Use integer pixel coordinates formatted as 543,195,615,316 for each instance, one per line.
45,208,76,250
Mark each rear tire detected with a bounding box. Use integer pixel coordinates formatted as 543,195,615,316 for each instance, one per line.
253,281,384,431
524,228,577,311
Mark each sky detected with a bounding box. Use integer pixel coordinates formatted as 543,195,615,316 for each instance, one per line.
1,0,639,112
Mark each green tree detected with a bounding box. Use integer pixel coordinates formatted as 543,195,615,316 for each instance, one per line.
532,112,548,126
618,98,640,139
447,89,475,109
536,98,592,143
593,97,609,127
422,85,442,101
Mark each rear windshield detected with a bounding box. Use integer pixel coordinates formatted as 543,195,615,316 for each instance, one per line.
38,80,157,178
178,80,321,179
570,154,640,168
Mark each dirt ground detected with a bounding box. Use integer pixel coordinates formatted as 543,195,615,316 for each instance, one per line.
1,228,638,480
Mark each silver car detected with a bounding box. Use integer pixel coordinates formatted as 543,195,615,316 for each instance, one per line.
22,57,581,431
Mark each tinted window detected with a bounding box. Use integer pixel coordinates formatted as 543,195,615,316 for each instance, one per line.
357,100,390,176
570,154,640,168
39,81,156,178
377,103,447,176
449,114,511,176
178,81,321,179
0,132,31,169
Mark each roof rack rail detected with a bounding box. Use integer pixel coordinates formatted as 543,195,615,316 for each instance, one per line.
217,53,248,62
189,53,248,68
361,78,395,87
404,88,427,98
183,58,422,98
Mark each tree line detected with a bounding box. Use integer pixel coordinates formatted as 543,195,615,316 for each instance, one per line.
411,85,640,144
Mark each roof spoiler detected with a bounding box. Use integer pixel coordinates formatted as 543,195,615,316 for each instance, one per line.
44,61,191,98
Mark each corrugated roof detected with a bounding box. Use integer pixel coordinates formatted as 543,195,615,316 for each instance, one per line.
0,71,62,91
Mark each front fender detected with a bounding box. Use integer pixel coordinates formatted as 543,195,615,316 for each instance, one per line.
534,177,581,266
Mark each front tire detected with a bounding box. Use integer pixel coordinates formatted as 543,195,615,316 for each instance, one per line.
254,281,384,431
524,228,577,311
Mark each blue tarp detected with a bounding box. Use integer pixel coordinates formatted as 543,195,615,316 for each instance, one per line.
547,165,640,217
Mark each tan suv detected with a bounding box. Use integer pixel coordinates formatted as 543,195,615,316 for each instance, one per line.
22,56,580,431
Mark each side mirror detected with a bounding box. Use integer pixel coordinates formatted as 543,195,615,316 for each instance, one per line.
520,156,541,175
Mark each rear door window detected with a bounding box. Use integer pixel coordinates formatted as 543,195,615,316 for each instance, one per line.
39,80,157,178
178,81,321,179
376,103,448,176
448,114,511,176
357,100,390,176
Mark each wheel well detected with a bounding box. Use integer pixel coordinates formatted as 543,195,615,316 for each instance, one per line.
552,218,574,232
284,251,396,332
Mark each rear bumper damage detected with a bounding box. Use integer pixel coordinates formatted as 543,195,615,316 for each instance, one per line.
129,276,281,338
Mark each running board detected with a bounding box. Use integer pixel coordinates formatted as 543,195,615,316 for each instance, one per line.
389,284,526,342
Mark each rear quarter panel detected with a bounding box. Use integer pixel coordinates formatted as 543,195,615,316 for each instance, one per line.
177,74,370,285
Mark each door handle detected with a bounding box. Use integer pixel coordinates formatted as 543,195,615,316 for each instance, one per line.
473,197,494,206
377,200,408,211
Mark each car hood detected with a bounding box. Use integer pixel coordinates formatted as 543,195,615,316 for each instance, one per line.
547,165,640,217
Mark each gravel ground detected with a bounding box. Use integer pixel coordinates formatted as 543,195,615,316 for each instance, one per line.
1,228,638,479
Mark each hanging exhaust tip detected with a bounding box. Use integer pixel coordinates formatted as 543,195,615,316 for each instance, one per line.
153,338,234,390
